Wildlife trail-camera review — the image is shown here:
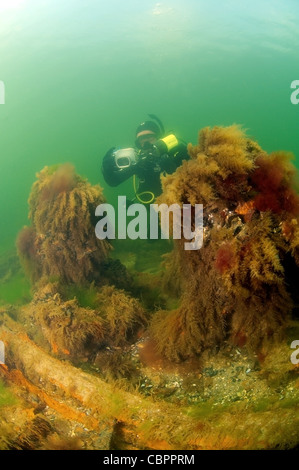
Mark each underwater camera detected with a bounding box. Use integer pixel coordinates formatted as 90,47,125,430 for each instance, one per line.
113,146,157,170
113,148,138,169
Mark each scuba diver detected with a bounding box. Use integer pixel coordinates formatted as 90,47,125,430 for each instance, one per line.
101,115,189,204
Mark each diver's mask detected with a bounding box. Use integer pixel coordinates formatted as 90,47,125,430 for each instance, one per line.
113,148,137,169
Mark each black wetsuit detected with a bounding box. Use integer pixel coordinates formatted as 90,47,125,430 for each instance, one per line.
102,139,189,200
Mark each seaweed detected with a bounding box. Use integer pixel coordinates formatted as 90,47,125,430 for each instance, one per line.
150,125,299,361
20,283,147,360
96,285,147,347
17,164,111,286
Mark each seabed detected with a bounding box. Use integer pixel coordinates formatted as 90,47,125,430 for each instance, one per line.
0,243,298,451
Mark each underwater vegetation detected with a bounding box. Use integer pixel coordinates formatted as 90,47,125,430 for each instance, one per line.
1,127,298,450
0,312,298,450
19,282,146,360
15,163,146,361
150,125,299,361
17,164,111,286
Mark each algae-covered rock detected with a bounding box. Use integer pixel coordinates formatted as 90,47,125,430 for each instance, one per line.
19,283,147,360
17,164,111,286
150,125,299,361
1,314,299,450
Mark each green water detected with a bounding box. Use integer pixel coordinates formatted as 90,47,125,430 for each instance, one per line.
0,0,299,252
